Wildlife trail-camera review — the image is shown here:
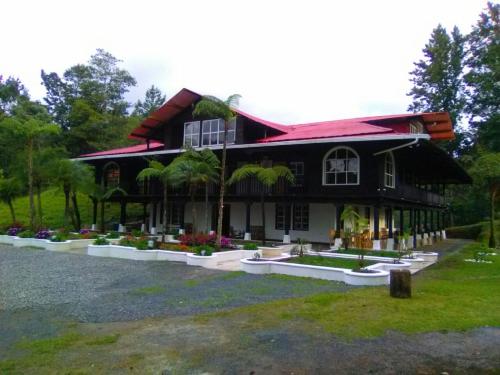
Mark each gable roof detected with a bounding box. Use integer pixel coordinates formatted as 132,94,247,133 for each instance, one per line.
79,141,164,157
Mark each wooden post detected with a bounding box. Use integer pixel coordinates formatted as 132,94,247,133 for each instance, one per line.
390,269,411,298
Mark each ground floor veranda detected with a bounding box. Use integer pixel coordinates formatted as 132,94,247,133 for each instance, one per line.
95,198,448,250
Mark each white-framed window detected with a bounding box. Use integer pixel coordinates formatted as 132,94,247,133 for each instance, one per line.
384,151,395,188
323,146,360,185
409,120,424,134
184,121,200,147
275,203,285,230
289,161,304,187
201,118,236,146
293,203,309,231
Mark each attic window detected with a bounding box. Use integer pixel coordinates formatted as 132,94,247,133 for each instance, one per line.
184,121,200,147
409,121,424,134
201,119,236,146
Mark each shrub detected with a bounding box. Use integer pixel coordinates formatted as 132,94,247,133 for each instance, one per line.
119,236,136,247
67,233,82,240
35,229,51,239
135,239,149,250
179,233,216,247
243,242,258,250
0,228,5,235
50,233,67,242
220,236,235,249
93,237,110,245
194,244,214,256
158,243,193,252
131,229,143,237
80,230,98,239
7,226,23,236
18,230,35,238
106,231,120,239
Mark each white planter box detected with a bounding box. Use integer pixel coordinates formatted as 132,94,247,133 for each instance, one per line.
156,250,189,262
13,237,46,248
0,235,16,245
240,258,389,285
187,253,218,268
69,239,95,249
45,240,73,251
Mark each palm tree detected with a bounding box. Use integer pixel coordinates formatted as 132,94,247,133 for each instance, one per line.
169,148,220,235
341,205,368,266
0,170,21,224
89,184,127,234
227,163,294,244
136,160,171,242
193,94,241,246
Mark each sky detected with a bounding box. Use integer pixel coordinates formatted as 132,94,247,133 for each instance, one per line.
1,0,488,125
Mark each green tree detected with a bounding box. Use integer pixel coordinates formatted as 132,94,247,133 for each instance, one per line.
227,163,294,244
193,94,241,246
133,85,166,118
0,99,60,229
407,24,467,155
169,148,220,235
89,184,127,234
136,160,172,242
469,152,500,248
41,49,137,156
340,205,369,267
0,75,28,118
465,2,500,152
0,170,21,223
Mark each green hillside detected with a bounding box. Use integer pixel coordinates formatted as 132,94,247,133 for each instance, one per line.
0,189,143,230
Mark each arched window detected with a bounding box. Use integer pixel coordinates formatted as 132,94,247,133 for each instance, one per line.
323,146,360,185
103,162,120,188
384,152,395,188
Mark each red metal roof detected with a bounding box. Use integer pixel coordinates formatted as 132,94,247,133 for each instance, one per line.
79,141,164,157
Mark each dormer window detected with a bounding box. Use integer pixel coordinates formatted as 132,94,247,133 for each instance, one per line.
184,121,200,147
202,119,236,146
409,120,424,134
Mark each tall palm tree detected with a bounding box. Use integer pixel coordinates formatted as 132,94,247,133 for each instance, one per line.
227,163,294,244
193,94,241,245
89,184,127,234
136,160,171,242
169,148,220,235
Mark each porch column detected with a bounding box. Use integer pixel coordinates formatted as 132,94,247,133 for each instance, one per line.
156,202,163,234
422,210,429,245
334,204,344,248
416,209,422,247
411,208,417,249
436,210,441,240
441,210,447,239
398,207,404,250
141,203,148,233
244,202,252,240
179,202,186,235
387,207,394,250
372,205,381,250
91,199,98,231
119,201,127,233
429,210,435,243
151,202,157,235
283,203,291,244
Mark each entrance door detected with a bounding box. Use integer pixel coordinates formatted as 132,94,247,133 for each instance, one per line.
212,204,231,236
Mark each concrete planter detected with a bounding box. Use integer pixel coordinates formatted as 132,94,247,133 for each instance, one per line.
13,237,46,248
45,241,73,251
413,251,439,263
0,235,16,245
186,253,218,268
241,258,389,285
155,250,189,262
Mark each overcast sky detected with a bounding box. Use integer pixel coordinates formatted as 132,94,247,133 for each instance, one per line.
2,0,487,125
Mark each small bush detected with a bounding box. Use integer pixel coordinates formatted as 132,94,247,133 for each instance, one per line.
179,233,216,247
106,231,120,239
7,226,23,236
158,243,193,252
194,244,214,256
18,230,35,238
135,239,149,250
93,237,110,245
118,236,136,247
131,229,143,237
50,233,67,242
243,242,258,250
35,229,51,239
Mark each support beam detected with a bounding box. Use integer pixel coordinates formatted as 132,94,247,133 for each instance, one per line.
141,203,148,233
119,201,127,233
283,203,291,243
373,205,381,250
244,202,252,240
91,199,98,231
151,202,157,235
387,206,394,250
411,208,417,249
333,204,344,249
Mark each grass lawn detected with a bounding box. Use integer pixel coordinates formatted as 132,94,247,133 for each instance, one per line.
333,248,399,258
286,255,375,269
200,241,500,338
0,188,143,229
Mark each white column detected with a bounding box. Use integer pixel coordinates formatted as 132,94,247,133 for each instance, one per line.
156,205,163,233
386,238,394,251
372,240,381,251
